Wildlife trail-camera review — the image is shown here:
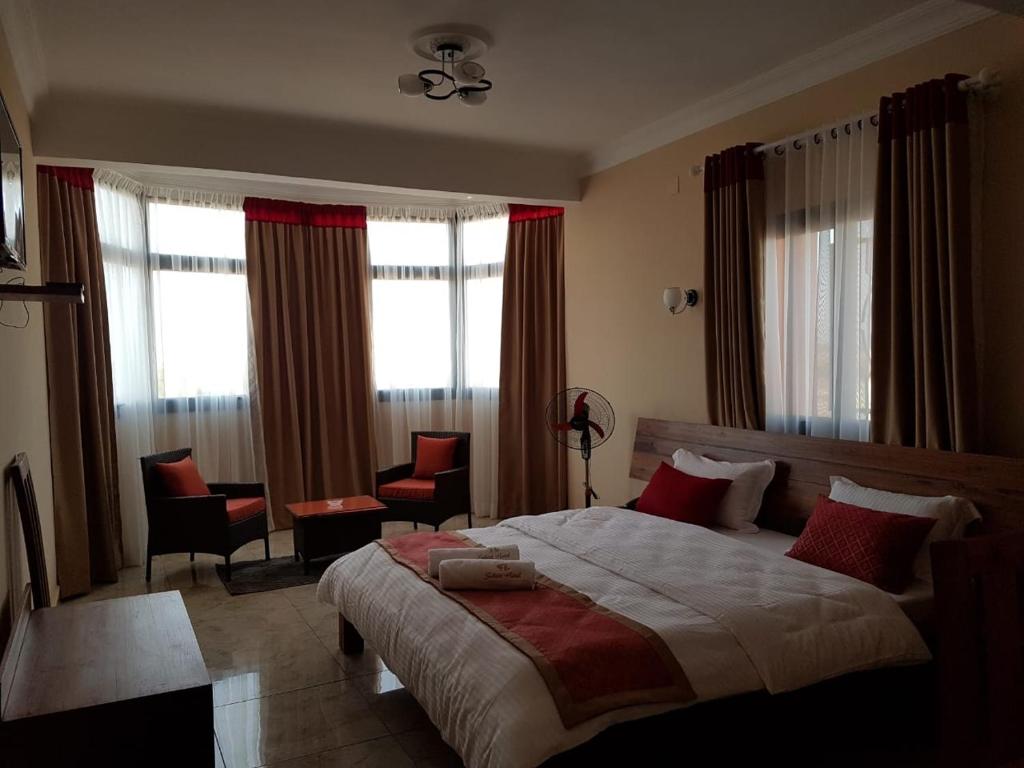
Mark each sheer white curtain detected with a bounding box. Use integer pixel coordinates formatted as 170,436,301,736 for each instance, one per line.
95,171,154,566
763,117,878,441
369,204,507,519
96,174,265,566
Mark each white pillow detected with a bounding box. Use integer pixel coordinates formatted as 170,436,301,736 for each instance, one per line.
672,448,775,532
828,476,981,583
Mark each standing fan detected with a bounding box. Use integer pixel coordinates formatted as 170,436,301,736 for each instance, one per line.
546,388,615,507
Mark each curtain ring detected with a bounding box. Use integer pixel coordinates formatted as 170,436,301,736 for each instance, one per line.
792,139,803,150
773,145,785,156
844,123,852,135
830,127,838,139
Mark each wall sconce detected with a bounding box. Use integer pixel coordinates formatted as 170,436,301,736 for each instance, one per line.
663,287,698,315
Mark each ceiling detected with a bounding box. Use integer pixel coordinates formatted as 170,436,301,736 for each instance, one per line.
2,0,997,200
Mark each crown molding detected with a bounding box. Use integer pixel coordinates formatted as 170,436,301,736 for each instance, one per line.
0,0,48,111
586,0,997,175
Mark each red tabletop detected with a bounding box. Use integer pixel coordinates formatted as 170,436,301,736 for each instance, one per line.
286,495,386,519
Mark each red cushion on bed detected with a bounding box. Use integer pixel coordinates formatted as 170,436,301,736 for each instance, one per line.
413,436,458,479
635,462,732,526
154,456,210,497
786,496,936,593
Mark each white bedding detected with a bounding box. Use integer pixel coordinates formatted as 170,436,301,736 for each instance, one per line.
317,507,930,768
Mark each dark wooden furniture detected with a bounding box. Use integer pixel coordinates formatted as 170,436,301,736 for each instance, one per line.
0,590,213,767
140,447,270,581
287,495,386,573
6,453,50,608
631,418,1024,535
376,430,473,530
932,533,1024,767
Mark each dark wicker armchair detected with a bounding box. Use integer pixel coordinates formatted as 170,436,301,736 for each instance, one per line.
140,448,270,581
376,431,472,530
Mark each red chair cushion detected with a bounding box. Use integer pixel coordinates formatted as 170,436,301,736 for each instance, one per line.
154,456,210,497
786,496,936,593
379,478,436,501
225,497,266,524
413,436,458,479
635,462,732,526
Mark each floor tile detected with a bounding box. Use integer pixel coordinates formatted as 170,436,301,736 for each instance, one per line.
394,727,463,767
215,680,388,768
208,634,344,706
350,671,431,734
267,736,415,768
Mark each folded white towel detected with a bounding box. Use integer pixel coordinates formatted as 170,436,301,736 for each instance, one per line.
438,559,537,591
427,545,520,578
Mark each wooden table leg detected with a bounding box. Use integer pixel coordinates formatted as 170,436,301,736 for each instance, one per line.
339,614,364,655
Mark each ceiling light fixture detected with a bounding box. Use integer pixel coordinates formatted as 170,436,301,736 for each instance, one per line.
398,30,493,107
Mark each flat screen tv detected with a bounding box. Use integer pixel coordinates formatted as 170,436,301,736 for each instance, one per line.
0,91,25,270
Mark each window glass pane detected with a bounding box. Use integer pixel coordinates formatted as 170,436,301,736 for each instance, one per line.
465,276,502,388
463,215,507,265
148,202,245,260
368,220,449,266
371,279,451,389
152,271,249,398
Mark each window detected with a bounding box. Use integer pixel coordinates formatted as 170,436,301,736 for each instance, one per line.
147,202,248,399
368,214,507,393
762,123,878,441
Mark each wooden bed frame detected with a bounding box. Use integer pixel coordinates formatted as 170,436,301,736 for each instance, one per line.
631,418,1024,534
338,419,1024,766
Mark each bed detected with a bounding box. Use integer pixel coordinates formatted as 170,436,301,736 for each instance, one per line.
317,420,1024,768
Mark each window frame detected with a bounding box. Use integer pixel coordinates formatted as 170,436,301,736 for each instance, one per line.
369,216,505,398
146,202,250,408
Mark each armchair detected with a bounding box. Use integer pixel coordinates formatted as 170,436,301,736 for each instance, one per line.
140,448,270,581
376,431,472,530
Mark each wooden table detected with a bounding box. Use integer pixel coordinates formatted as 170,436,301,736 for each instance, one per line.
287,495,387,573
0,590,212,767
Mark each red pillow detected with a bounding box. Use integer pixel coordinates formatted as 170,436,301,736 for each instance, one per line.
154,456,210,497
786,496,936,593
413,436,459,479
635,462,732,526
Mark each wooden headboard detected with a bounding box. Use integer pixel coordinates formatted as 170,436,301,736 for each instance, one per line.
631,418,1024,534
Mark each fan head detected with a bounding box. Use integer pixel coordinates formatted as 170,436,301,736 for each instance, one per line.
546,388,615,455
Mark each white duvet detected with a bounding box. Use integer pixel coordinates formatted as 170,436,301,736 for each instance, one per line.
317,507,930,768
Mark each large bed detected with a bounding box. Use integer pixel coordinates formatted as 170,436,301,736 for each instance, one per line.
317,420,1024,768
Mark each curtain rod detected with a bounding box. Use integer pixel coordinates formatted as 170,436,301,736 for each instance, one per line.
689,68,997,177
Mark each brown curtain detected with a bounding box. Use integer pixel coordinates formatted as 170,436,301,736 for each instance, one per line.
703,144,766,429
871,74,977,452
38,165,122,598
244,198,376,527
497,205,568,517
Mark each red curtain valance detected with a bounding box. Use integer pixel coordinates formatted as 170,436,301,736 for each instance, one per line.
879,73,968,144
703,144,763,193
508,204,564,223
243,197,367,229
38,165,94,190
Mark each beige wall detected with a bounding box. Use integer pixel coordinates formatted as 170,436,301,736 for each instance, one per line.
565,15,1024,508
0,19,56,641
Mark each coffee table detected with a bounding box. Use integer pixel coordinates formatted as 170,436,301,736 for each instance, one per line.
287,495,387,573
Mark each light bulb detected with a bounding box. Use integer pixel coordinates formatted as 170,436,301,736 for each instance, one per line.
663,287,683,314
453,61,485,84
398,73,426,96
459,89,487,106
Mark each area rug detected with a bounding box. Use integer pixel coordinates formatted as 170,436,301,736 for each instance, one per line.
215,556,332,595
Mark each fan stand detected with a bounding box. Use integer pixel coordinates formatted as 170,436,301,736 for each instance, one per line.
583,456,599,508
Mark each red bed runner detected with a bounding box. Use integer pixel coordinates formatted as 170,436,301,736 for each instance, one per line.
378,531,695,728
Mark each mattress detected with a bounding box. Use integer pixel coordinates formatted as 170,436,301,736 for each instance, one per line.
318,507,931,768
713,527,936,626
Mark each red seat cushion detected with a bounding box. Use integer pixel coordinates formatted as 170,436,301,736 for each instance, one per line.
378,478,436,501
787,496,936,593
154,456,210,497
413,436,458,479
635,462,732,526
225,497,266,523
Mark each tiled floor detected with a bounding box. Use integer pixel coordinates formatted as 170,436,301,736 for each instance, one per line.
79,516,492,768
